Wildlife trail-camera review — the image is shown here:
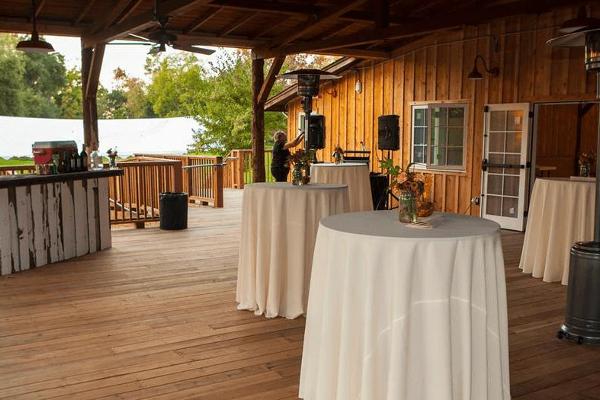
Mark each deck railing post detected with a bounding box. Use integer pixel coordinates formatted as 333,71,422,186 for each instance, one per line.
174,160,183,193
213,156,224,208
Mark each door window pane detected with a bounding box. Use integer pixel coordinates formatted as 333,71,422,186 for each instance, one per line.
506,131,522,153
486,195,502,216
502,197,518,218
488,175,503,195
507,110,523,131
503,176,520,197
490,111,506,131
489,131,505,153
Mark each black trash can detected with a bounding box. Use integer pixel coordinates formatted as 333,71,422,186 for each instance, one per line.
558,241,600,344
159,192,188,230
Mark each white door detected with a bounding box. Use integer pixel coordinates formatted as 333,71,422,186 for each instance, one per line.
481,103,531,231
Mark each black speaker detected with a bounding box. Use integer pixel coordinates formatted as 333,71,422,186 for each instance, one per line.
306,115,325,150
378,115,400,150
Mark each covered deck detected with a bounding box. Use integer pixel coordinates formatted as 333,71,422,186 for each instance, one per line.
1,190,598,400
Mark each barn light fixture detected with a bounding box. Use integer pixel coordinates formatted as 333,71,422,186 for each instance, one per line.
16,0,55,53
467,55,499,80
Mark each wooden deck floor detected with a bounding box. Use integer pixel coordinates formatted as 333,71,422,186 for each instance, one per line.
1,189,599,399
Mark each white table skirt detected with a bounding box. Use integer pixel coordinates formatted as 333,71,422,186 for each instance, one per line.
310,163,373,212
236,182,349,319
300,211,510,400
519,178,595,285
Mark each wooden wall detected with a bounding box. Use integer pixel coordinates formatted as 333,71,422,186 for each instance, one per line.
0,177,111,275
535,103,598,177
285,4,598,215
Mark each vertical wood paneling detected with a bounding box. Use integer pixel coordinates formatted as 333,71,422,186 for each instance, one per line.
285,5,597,214
1,177,114,275
0,189,11,275
74,180,89,257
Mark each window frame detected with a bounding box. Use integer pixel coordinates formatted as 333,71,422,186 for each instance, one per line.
410,102,468,171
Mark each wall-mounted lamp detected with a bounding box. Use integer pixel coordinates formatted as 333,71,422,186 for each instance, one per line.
468,55,499,80
352,69,362,94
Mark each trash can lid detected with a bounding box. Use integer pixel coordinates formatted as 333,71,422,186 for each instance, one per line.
572,241,600,255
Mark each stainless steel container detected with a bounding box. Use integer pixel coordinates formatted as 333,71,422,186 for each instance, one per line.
558,241,600,345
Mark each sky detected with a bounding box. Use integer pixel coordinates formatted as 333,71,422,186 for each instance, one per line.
47,35,221,89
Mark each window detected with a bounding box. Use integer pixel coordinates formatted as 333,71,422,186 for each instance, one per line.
411,103,467,170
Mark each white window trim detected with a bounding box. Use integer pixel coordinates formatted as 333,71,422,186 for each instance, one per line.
410,103,468,172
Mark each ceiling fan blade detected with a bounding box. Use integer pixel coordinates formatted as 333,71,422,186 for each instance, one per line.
109,40,152,46
172,43,215,55
128,33,153,42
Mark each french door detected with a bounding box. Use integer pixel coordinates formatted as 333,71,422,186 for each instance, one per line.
481,103,531,231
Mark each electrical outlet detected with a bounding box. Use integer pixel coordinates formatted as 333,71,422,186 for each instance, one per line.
471,196,481,206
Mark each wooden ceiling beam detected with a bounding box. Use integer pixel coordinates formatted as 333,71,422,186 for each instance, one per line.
220,12,257,36
0,16,85,35
258,56,285,105
312,48,389,60
82,0,209,47
184,7,221,33
75,0,98,24
172,32,261,48
34,0,46,18
275,0,366,48
253,0,583,58
114,0,146,25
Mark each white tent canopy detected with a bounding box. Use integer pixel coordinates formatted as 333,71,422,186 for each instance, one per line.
0,116,199,158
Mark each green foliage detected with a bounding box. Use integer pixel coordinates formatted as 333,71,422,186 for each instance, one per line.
56,68,83,118
0,34,66,118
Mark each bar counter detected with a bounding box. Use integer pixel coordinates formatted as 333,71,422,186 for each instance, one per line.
0,169,123,275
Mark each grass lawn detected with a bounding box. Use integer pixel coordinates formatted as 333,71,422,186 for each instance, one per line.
0,159,34,166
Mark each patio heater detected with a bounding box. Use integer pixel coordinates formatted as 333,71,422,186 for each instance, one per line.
279,69,340,162
548,14,600,345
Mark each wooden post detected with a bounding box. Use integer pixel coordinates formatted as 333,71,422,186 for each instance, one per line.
251,56,266,183
213,156,224,208
81,42,105,151
173,160,183,193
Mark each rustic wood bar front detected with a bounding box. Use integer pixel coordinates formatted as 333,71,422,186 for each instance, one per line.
0,170,123,276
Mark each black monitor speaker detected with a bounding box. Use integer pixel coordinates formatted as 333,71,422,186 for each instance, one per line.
306,115,325,150
378,114,400,150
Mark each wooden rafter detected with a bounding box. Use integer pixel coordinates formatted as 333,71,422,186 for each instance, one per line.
34,0,46,18
258,56,285,105
174,32,261,48
82,0,209,47
253,0,583,58
184,7,221,33
274,0,366,48
75,0,98,24
220,12,257,37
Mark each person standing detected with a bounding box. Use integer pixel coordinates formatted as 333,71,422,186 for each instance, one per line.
270,130,305,182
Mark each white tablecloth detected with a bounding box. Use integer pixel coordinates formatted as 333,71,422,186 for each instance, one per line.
311,163,373,212
300,211,510,400
519,178,595,285
236,182,349,319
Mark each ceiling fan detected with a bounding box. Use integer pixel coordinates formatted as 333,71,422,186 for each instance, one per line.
113,0,215,56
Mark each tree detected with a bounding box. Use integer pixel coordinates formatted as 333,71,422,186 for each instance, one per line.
56,68,83,118
0,33,67,118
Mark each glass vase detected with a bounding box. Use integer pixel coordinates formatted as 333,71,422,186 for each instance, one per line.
579,163,591,177
292,164,303,185
398,191,418,224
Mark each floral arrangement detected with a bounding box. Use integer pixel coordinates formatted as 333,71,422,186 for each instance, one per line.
380,159,434,221
578,152,596,178
106,147,118,169
579,152,596,166
332,145,344,164
289,149,314,185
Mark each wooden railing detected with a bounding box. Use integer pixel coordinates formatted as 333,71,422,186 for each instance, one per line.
223,149,274,188
108,159,183,226
0,165,36,175
134,154,223,208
